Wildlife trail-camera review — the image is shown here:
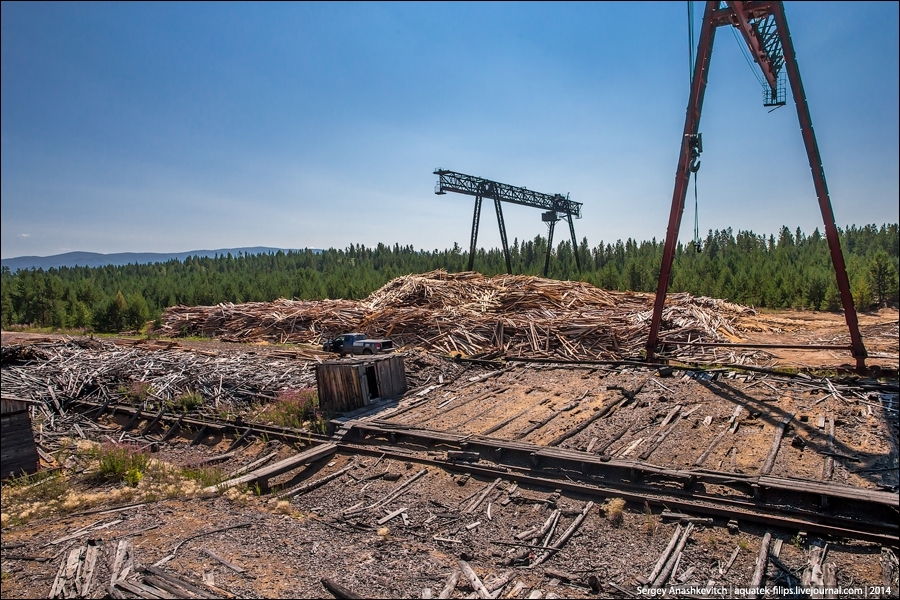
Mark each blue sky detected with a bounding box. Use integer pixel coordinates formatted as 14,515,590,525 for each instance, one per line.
2,1,897,259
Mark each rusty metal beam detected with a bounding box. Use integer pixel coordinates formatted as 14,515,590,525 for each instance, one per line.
727,1,779,90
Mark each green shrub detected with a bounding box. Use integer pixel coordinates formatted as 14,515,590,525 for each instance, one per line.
268,388,320,429
173,391,203,412
180,464,225,487
119,381,151,403
93,442,150,484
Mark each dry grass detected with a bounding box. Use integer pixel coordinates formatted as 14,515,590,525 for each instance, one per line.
601,497,626,527
0,437,226,527
641,501,658,535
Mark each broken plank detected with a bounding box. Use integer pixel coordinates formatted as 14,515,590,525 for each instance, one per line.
822,416,835,480
532,501,594,567
202,548,249,576
466,478,502,514
205,443,336,493
748,532,772,599
438,571,461,599
651,523,693,588
275,462,355,500
645,525,682,584
760,414,794,476
720,547,740,576
458,559,492,599
377,507,408,526
321,578,364,600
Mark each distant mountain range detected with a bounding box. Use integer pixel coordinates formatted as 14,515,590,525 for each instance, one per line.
1,247,318,272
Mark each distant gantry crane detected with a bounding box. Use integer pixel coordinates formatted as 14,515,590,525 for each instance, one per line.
433,169,583,277
646,1,868,371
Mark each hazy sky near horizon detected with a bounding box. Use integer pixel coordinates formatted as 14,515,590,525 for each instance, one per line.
2,2,898,259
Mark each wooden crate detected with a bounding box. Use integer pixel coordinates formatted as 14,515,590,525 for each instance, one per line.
316,355,407,413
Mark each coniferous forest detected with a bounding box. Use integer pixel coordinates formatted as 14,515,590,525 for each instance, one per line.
1,224,897,334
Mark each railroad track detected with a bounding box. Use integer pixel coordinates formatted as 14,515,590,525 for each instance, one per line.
67,399,899,547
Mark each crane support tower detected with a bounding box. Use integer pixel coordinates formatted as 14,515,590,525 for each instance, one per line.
434,169,583,277
645,1,867,372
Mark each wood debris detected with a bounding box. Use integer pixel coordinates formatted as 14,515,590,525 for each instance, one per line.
155,270,758,362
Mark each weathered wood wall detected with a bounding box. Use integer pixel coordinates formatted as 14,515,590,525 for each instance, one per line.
1,399,39,479
316,355,407,414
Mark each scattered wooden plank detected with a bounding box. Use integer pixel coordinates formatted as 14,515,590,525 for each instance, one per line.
321,578,364,600
481,398,550,436
677,566,696,583
202,548,249,577
801,543,826,589
109,539,134,586
438,570,461,599
205,443,336,493
532,501,594,567
695,406,742,466
822,416,835,480
115,579,175,599
79,542,101,598
224,450,278,479
720,546,740,576
645,525,682,584
377,507,408,525
760,414,794,476
748,532,772,599
275,462,355,499
458,559,492,599
143,566,231,599
651,523,694,588
466,478,502,514
639,414,683,461
547,391,620,447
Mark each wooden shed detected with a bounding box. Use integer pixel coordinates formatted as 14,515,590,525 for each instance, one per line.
1,397,40,479
316,355,407,413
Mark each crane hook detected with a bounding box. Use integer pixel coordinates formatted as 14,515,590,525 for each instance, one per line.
689,154,701,173
686,132,702,173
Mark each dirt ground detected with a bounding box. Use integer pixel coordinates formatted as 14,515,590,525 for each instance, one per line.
1,308,898,599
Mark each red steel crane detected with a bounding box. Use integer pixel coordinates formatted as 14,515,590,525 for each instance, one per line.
645,1,868,372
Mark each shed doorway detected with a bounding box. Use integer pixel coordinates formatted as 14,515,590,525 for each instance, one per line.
365,366,379,400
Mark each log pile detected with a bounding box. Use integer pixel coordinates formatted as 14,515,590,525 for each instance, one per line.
156,270,756,361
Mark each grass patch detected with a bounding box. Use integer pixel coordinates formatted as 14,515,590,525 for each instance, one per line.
180,464,226,487
91,442,150,486
264,388,324,430
119,381,151,403
172,390,203,412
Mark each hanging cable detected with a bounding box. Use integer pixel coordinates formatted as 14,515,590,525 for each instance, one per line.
731,22,766,87
688,2,702,253
687,1,695,85
692,170,702,252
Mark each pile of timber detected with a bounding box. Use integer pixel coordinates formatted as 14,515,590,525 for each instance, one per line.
157,270,756,361
1,339,316,414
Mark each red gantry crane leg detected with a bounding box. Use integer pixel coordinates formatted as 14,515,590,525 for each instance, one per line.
645,1,868,373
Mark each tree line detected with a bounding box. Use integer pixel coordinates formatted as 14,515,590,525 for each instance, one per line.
1,223,897,333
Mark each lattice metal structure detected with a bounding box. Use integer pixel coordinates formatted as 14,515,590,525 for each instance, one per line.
646,1,867,371
434,169,582,276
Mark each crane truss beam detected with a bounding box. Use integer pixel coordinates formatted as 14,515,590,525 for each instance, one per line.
435,170,582,218
435,169,582,275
